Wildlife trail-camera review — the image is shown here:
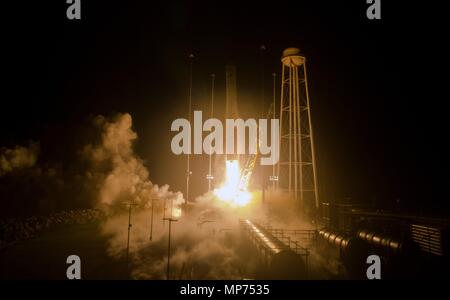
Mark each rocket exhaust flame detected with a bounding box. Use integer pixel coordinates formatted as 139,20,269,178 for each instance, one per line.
214,160,252,207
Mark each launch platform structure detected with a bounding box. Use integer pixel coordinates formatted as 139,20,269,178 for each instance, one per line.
276,48,320,216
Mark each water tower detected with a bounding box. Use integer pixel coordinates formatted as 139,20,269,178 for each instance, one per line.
276,48,319,215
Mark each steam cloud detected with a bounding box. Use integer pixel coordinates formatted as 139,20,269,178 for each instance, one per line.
82,113,243,279
82,113,184,210
0,142,39,176
0,112,315,279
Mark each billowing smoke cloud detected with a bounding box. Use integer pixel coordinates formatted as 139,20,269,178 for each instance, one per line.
82,113,184,211
0,142,39,176
101,198,243,279
83,113,320,279
84,113,247,279
0,112,316,278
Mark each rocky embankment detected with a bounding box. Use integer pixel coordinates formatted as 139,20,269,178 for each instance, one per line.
0,209,105,250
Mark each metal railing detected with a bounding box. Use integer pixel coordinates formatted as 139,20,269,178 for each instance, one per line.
240,220,311,277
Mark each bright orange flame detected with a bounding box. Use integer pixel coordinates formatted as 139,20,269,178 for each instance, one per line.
214,160,252,207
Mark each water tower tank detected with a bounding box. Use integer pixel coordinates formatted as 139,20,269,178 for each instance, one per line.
281,47,305,67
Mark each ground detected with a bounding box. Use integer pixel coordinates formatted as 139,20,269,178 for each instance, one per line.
0,222,127,280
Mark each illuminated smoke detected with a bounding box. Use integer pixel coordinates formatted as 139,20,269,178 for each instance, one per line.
0,111,317,279
54,112,313,279
83,113,262,279
0,142,39,176
82,113,184,211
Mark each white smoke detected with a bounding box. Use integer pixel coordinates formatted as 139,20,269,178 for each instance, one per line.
82,113,315,279
0,112,314,278
0,142,39,176
101,199,243,279
82,113,244,279
82,113,184,210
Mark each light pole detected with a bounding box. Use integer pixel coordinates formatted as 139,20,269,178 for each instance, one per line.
164,198,180,280
149,198,157,241
163,216,178,280
124,201,137,270
163,197,167,227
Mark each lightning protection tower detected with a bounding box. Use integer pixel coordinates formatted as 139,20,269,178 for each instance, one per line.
276,48,319,215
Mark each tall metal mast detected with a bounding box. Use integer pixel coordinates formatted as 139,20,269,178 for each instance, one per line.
271,72,277,190
207,73,215,192
186,54,194,207
260,45,266,117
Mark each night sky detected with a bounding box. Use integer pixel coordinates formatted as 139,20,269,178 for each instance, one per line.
2,1,448,216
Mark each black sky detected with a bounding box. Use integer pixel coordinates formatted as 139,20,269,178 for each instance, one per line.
2,1,448,216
